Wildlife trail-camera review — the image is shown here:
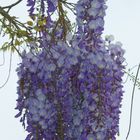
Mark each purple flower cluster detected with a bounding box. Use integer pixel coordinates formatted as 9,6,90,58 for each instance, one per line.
47,0,58,13
15,38,125,140
27,0,58,16
74,0,108,53
76,0,107,36
27,0,36,16
15,0,126,140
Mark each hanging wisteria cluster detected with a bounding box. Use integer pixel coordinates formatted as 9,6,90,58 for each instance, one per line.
15,0,125,140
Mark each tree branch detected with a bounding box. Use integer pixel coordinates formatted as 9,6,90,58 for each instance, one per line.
2,0,23,11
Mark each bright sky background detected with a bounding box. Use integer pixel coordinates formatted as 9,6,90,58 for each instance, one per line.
0,0,140,140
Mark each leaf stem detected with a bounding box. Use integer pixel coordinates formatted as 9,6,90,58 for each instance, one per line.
126,63,140,140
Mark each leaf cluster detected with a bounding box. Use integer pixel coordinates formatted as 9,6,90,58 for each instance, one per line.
0,6,37,55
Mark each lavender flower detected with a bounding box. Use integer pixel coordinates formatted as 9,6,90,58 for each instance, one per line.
76,0,107,35
15,36,125,139
27,0,36,16
16,0,125,140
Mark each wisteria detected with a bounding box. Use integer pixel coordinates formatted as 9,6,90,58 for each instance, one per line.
76,0,107,34
27,0,36,16
27,0,58,16
15,0,125,140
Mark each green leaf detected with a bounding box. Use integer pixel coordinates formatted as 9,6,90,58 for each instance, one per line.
15,39,21,46
27,21,33,26
0,42,10,51
17,29,28,37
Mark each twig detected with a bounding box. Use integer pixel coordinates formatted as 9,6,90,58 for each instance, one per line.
2,0,23,11
123,65,139,84
0,51,5,66
126,63,140,140
12,45,22,57
0,6,20,29
0,51,12,89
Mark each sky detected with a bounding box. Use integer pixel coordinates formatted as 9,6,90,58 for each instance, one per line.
0,0,140,140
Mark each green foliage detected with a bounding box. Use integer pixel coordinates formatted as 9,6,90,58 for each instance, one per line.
0,6,37,55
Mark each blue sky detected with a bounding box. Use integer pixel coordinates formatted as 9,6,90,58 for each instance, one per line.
0,0,140,139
